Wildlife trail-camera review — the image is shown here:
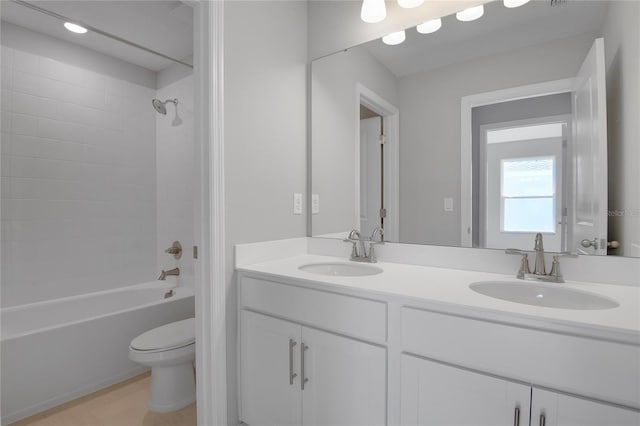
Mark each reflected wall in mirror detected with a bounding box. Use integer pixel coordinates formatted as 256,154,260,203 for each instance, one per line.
311,0,639,257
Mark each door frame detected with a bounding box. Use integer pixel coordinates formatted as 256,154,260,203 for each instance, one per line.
356,83,400,242
460,78,575,247
191,1,227,425
478,114,571,252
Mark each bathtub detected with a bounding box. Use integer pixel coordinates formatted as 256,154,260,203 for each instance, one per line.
0,281,195,425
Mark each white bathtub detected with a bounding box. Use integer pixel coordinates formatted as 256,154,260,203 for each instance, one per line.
0,281,195,425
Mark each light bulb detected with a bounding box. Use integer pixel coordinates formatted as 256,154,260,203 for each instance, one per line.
416,18,442,34
456,5,484,22
504,0,531,7
64,22,88,34
382,30,406,46
361,0,386,23
398,0,424,8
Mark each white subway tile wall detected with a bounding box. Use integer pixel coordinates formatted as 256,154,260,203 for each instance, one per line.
1,45,157,307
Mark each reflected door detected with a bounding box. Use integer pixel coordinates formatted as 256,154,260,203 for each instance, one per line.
360,117,383,236
572,38,608,255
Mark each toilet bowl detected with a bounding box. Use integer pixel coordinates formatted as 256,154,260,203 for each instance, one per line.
129,317,196,412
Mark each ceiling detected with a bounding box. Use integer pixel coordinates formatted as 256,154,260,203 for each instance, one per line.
364,0,609,77
0,0,193,71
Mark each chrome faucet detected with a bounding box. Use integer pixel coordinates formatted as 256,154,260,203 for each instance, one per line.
533,233,546,275
506,233,576,283
158,267,180,281
343,228,384,263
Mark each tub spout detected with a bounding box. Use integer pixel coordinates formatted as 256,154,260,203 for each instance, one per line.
158,267,180,281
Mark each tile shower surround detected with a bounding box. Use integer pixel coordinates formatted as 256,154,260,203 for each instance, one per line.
1,46,157,307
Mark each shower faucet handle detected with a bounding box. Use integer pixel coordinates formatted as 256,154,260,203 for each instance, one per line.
165,241,182,259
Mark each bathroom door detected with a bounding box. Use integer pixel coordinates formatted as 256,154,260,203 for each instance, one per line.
572,38,608,255
360,116,383,237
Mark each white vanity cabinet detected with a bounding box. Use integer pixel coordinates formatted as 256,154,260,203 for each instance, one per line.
237,267,639,426
400,355,640,426
239,276,387,426
240,310,302,426
530,388,640,426
400,354,531,426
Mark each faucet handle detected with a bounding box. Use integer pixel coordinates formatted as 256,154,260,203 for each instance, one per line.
552,251,578,258
343,238,359,259
370,227,384,243
548,255,565,282
505,248,528,255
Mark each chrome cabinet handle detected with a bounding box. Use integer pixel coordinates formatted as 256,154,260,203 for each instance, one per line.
301,343,309,390
288,339,297,385
513,407,520,426
539,414,546,426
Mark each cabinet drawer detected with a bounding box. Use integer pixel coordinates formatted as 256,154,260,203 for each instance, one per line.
241,276,387,343
402,307,640,409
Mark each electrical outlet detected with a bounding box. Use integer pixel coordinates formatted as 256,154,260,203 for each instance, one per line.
293,193,303,215
312,194,320,214
444,198,454,212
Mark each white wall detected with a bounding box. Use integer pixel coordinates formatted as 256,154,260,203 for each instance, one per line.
155,64,194,288
223,1,308,423
311,47,398,236
1,23,157,307
397,33,596,247
601,1,640,257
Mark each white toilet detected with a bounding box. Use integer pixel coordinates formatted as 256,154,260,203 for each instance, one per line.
129,318,196,412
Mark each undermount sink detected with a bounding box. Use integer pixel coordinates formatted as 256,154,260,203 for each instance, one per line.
469,281,619,310
298,262,383,277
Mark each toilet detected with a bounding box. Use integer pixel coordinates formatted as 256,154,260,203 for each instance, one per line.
129,318,196,412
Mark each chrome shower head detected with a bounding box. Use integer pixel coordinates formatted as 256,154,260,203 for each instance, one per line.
152,98,178,115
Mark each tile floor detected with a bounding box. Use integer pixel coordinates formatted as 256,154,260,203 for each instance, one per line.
11,372,196,426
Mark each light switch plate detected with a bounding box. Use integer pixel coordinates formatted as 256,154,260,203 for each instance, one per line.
293,193,303,215
444,198,454,212
312,194,320,214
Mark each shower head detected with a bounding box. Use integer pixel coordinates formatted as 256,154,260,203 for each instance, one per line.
152,98,178,115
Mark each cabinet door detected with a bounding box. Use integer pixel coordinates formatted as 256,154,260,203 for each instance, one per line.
240,310,302,426
400,354,531,426
301,327,386,426
531,388,640,426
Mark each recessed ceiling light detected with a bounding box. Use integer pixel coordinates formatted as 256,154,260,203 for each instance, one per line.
398,0,424,8
382,30,406,46
416,18,442,34
64,22,88,34
456,5,484,22
361,0,386,23
504,0,531,8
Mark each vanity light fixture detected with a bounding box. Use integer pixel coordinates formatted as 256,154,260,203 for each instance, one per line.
416,18,442,34
63,22,88,34
361,0,386,23
504,0,531,8
456,5,484,22
398,0,424,9
382,30,406,45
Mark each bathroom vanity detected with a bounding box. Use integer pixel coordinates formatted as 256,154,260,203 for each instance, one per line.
236,250,640,426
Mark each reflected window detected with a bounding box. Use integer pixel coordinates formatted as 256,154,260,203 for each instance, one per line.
500,157,556,233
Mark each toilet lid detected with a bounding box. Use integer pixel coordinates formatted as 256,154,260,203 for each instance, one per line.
131,318,195,351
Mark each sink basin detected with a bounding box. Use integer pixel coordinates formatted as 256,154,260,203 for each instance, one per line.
298,262,383,277
469,281,619,310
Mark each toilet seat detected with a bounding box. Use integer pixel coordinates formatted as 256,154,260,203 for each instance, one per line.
130,318,195,353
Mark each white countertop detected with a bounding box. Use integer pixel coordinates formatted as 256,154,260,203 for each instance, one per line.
237,254,640,345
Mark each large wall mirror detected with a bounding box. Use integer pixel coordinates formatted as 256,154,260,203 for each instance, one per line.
310,0,639,257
